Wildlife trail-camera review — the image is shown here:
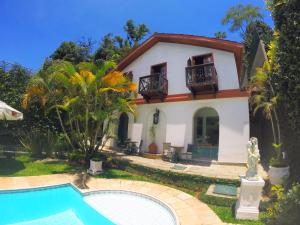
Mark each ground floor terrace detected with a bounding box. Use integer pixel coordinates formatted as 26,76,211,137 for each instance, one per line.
108,96,250,164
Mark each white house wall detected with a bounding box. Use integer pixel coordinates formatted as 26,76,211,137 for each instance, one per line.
123,42,240,95
136,97,249,163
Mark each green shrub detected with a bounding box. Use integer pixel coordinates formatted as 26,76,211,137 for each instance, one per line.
108,159,239,194
68,151,85,164
266,183,300,225
199,192,237,207
20,130,57,158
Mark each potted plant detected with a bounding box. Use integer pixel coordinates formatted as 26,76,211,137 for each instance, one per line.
268,144,289,184
88,152,106,175
148,125,158,154
250,39,289,184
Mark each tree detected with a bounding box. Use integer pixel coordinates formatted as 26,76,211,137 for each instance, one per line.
222,4,263,35
49,39,93,65
124,19,149,47
94,20,149,64
94,34,125,64
214,31,227,39
266,0,300,182
0,61,32,143
23,60,137,161
250,35,286,167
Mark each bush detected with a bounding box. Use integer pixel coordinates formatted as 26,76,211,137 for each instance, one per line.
90,152,107,161
68,151,85,164
19,129,58,158
199,192,237,207
266,183,300,225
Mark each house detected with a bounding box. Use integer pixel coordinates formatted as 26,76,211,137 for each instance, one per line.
108,33,264,164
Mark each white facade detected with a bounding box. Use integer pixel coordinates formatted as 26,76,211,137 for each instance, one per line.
123,42,240,95
110,40,249,164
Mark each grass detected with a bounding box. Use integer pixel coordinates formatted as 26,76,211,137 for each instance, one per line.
0,156,268,224
208,205,268,225
0,155,80,176
98,168,151,181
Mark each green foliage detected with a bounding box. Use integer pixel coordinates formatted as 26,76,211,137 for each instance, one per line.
0,62,32,142
209,205,268,225
221,4,263,34
20,129,58,158
0,155,79,176
250,37,285,166
199,192,236,207
49,39,93,65
115,160,239,188
24,60,136,162
266,183,300,225
68,151,85,164
267,0,300,181
94,20,149,64
124,19,149,47
90,152,107,161
214,31,227,39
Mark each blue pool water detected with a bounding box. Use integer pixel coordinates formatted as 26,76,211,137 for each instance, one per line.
0,184,115,225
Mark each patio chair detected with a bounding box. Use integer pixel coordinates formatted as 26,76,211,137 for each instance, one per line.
124,123,143,155
162,142,172,161
180,144,194,162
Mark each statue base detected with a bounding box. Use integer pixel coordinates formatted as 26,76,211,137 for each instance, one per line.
235,177,265,220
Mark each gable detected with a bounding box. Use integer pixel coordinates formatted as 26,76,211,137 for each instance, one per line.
117,33,244,79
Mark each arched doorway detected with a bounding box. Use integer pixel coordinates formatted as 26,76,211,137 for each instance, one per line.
117,113,129,146
193,107,219,160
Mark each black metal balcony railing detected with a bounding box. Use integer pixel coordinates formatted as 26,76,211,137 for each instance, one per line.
138,73,168,102
185,63,218,94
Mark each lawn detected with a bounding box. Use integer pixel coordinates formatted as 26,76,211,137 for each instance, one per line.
0,155,268,225
0,155,80,176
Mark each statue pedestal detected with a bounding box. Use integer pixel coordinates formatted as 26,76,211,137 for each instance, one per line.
235,177,265,220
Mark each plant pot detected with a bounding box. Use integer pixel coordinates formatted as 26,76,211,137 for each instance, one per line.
268,166,289,185
88,159,103,175
148,143,158,154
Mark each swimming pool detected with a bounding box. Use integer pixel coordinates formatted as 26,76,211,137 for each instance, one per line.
0,184,114,225
0,184,177,225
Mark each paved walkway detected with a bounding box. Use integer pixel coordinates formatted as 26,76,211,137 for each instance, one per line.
120,155,267,180
0,174,234,225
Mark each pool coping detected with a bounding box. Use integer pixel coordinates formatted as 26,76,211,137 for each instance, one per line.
0,174,225,225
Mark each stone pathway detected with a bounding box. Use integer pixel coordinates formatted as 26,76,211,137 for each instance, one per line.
0,174,235,225
119,155,267,180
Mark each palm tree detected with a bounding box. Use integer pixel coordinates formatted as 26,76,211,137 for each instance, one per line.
222,4,263,35
23,60,136,161
250,38,284,165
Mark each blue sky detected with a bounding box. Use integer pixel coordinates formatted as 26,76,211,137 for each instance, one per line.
0,0,273,71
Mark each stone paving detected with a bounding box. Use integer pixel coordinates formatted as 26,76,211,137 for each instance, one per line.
0,174,236,225
120,155,267,180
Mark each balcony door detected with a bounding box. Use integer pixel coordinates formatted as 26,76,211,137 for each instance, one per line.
191,54,213,83
150,63,167,90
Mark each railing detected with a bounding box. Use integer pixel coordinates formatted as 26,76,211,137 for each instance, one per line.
185,63,218,94
138,73,168,101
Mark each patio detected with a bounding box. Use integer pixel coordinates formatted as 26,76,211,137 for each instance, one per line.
114,153,267,180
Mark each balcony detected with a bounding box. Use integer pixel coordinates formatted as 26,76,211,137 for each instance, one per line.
185,62,218,95
138,73,168,102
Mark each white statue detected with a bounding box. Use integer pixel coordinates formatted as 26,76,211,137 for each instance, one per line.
246,137,260,180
